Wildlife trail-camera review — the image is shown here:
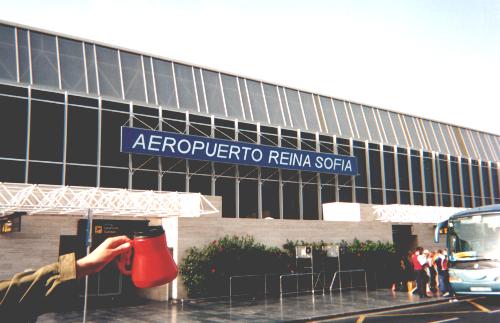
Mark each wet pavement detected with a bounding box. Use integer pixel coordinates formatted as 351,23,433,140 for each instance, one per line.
38,290,448,323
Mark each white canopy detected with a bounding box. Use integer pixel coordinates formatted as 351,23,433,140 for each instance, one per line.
0,182,218,217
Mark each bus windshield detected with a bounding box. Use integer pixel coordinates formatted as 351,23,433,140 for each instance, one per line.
448,213,500,261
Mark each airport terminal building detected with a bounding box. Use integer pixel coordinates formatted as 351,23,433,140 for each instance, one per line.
0,21,499,299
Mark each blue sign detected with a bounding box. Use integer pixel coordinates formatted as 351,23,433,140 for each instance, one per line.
121,127,358,176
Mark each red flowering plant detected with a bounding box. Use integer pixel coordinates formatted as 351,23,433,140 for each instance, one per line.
179,235,292,298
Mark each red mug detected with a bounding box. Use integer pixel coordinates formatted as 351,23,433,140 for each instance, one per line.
117,226,178,288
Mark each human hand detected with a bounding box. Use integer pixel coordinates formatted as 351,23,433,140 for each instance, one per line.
76,235,132,278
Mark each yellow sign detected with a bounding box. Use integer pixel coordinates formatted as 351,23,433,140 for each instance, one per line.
95,225,103,234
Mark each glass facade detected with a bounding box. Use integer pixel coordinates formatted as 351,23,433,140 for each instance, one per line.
0,22,498,221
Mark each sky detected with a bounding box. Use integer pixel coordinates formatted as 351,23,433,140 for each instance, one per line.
2,0,499,135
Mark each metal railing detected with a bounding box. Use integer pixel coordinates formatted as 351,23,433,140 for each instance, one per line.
279,272,326,297
229,273,281,302
328,269,367,292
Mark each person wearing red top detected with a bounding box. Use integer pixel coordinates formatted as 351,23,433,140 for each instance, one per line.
411,247,429,297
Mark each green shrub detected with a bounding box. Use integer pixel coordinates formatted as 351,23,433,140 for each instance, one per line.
179,236,396,298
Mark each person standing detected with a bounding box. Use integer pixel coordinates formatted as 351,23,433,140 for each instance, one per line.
428,251,438,293
411,247,428,297
436,249,452,296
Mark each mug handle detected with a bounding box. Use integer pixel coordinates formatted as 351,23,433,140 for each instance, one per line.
117,241,134,275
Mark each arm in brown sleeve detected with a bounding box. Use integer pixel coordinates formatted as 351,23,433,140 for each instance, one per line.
0,253,77,321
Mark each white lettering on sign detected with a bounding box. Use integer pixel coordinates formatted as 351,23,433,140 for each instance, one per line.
122,127,357,176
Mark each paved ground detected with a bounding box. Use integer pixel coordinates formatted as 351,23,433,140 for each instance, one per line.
38,290,448,323
313,296,500,323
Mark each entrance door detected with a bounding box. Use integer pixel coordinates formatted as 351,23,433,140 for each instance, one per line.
392,225,417,256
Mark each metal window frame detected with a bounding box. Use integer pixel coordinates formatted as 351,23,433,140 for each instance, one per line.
81,42,89,94
367,107,384,144
200,68,210,114
274,84,287,127
191,67,201,113
243,79,255,122
149,57,159,106
365,141,372,204
346,102,359,139
259,82,271,124
406,148,414,205
446,154,454,207
61,91,68,184
281,87,293,128
55,36,62,90
170,62,180,109
14,27,20,83
380,143,386,204
329,97,342,136
27,30,33,85
419,149,426,206
358,105,372,142
140,55,148,104
236,76,246,120
24,86,32,183
314,95,327,133
92,44,100,96
296,91,309,131
217,72,229,117
116,50,125,100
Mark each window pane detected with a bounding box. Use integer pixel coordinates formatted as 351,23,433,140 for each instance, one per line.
101,108,129,167
332,99,352,138
410,150,423,205
350,103,369,140
441,125,458,156
384,146,396,190
390,113,408,147
354,141,367,203
461,158,472,207
450,157,461,206
421,120,440,151
65,165,96,187
143,57,156,104
398,149,410,204
176,64,198,112
481,162,492,205
303,183,319,220
17,29,30,84
246,80,267,123
319,96,340,135
100,167,128,189
471,130,488,160
153,59,177,109
432,122,449,154
471,160,482,206
194,68,206,113
84,43,97,94
492,163,499,204
0,25,17,81
278,87,291,126
439,155,451,206
0,95,27,159
263,83,284,126
29,162,62,185
202,69,225,117
30,100,64,162
423,153,435,206
31,32,59,88
283,182,300,219
480,133,495,161
220,74,243,119
285,89,306,129
0,159,25,183
67,105,98,164
59,38,86,92
403,116,423,149
120,51,145,102
96,46,122,98
300,92,319,131
363,106,381,143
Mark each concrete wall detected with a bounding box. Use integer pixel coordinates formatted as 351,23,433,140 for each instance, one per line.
0,215,78,280
167,213,393,299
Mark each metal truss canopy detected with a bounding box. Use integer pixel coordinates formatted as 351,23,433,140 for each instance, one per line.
0,183,218,217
